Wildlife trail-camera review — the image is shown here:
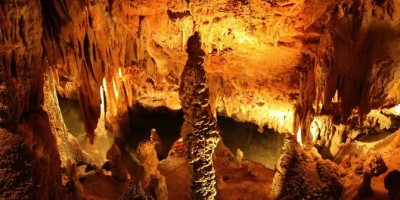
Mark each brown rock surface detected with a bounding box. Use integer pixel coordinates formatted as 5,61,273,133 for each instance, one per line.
1,0,400,199
0,0,64,199
0,111,63,199
273,134,343,199
43,67,93,167
136,140,168,200
179,32,220,199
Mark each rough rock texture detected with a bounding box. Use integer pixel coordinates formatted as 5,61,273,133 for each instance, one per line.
136,140,168,200
158,142,275,200
0,0,64,199
24,0,398,148
65,160,84,200
179,32,220,199
31,0,398,148
119,180,149,200
0,128,35,199
307,0,400,147
337,129,400,199
0,0,44,126
358,154,387,199
106,143,127,181
1,0,400,198
0,111,63,199
315,0,400,117
38,0,338,136
273,134,343,199
43,67,93,167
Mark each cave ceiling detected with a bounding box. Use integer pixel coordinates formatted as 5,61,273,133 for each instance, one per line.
2,0,399,138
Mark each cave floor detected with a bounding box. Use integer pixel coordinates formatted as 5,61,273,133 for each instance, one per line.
340,130,400,200
78,130,400,200
81,151,275,200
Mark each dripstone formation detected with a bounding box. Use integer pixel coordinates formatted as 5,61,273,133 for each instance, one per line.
273,134,343,200
179,32,220,200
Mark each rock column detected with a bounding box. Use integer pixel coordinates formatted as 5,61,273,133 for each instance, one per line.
179,32,220,200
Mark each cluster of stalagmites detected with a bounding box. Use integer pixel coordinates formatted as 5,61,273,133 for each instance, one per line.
179,32,220,199
105,140,168,200
273,134,343,200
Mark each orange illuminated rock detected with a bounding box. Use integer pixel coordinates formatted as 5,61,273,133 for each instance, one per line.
179,32,220,199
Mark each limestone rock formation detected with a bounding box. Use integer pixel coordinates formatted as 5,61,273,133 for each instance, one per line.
357,154,387,199
273,134,343,200
43,67,93,167
119,180,150,200
106,143,128,181
0,0,64,199
136,140,168,200
179,32,220,199
1,0,400,199
65,159,85,200
0,112,63,199
150,128,163,158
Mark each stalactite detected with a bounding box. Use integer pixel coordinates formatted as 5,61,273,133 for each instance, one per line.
179,32,220,200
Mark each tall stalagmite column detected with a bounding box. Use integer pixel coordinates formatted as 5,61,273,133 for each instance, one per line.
179,32,220,199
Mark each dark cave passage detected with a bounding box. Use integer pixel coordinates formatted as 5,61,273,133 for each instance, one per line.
218,116,285,169
59,97,284,169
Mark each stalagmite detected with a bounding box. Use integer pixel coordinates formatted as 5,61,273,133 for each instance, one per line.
106,143,128,181
357,154,387,199
65,159,84,200
273,134,343,200
179,32,220,200
1,0,400,199
136,140,168,200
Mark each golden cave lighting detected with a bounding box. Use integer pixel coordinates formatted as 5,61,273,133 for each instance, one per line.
382,104,400,116
296,128,303,147
102,78,108,93
310,119,319,143
273,110,288,127
112,78,119,99
392,104,400,115
100,86,105,110
118,68,123,78
234,31,258,45
318,101,323,110
332,89,339,103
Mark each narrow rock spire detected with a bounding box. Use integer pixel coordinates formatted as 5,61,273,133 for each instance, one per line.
179,32,220,200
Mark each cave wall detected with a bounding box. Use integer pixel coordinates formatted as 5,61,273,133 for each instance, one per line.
0,0,64,199
315,0,400,118
0,0,44,125
303,0,400,154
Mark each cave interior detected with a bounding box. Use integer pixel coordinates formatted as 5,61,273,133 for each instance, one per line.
1,0,400,199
